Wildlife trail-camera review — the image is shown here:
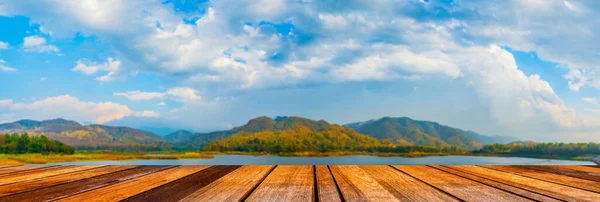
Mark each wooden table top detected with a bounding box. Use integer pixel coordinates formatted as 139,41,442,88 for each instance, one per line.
0,165,599,201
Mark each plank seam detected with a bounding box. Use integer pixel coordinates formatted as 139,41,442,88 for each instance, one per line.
0,166,136,198
479,165,600,194
327,166,346,202
313,165,318,202
240,165,277,201
34,166,177,201
0,165,60,178
440,166,566,202
517,166,600,182
430,166,561,202
0,165,109,187
388,165,465,202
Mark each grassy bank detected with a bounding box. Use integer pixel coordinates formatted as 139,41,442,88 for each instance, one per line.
0,152,214,165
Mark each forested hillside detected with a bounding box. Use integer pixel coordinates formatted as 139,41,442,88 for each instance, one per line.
0,133,74,154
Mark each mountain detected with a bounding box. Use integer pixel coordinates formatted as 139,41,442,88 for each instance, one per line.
167,116,334,149
460,130,518,145
0,119,170,151
203,116,388,153
344,117,516,150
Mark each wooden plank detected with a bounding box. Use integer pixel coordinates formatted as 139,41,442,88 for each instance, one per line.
0,166,172,202
179,165,275,202
246,166,314,202
557,165,600,174
431,166,560,202
0,165,18,169
447,165,600,201
330,165,399,202
122,166,240,202
0,166,136,197
0,165,100,185
56,166,208,202
315,166,342,202
486,165,600,193
516,165,600,182
361,165,458,202
0,166,56,176
394,166,530,202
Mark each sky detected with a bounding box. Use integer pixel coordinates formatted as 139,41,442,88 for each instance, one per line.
1,0,600,141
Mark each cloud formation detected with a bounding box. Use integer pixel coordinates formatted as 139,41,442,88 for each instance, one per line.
72,57,121,81
22,36,59,53
0,60,16,72
0,95,158,124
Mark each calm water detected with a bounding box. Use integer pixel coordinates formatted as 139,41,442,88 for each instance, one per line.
49,155,595,165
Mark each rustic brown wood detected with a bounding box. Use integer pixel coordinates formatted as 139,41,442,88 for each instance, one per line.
179,165,275,202
245,165,314,202
0,165,135,197
516,165,600,182
315,165,342,202
0,165,100,185
0,166,172,202
431,166,561,202
122,165,240,202
394,165,531,202
485,165,600,193
56,166,208,202
330,165,399,202
0,165,18,169
361,165,458,202
557,165,600,174
0,165,56,176
447,165,600,201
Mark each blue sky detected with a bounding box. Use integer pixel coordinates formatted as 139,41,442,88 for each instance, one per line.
1,0,600,141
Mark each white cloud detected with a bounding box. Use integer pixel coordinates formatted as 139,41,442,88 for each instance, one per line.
0,41,8,49
72,58,121,81
114,90,165,101
157,102,166,106
0,60,17,72
135,110,160,118
40,77,46,81
0,95,157,124
167,87,201,102
583,97,597,104
22,36,59,53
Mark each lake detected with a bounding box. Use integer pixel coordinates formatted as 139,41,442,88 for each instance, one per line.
49,155,595,165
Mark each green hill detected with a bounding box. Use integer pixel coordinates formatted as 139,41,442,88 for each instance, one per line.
344,117,515,150
202,116,389,153
0,119,170,151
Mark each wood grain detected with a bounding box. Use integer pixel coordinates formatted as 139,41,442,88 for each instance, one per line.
515,165,600,182
246,165,314,202
0,165,100,185
330,165,399,202
122,165,240,202
431,166,560,202
0,166,135,197
360,165,457,202
179,165,275,202
0,165,56,176
394,165,530,202
485,165,600,193
0,166,172,202
557,165,600,174
56,166,208,202
315,166,342,202
447,165,600,202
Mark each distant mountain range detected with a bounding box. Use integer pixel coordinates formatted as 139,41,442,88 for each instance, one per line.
344,117,517,150
0,116,518,151
0,119,169,150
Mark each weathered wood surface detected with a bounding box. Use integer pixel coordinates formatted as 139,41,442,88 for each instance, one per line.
246,165,314,202
447,165,600,201
315,165,342,202
0,165,598,201
180,165,275,202
394,165,532,202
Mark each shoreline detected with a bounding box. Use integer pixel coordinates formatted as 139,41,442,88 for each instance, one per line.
1,151,594,165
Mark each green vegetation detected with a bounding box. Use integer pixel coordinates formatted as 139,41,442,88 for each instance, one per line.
475,141,600,159
0,152,214,165
0,133,74,155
